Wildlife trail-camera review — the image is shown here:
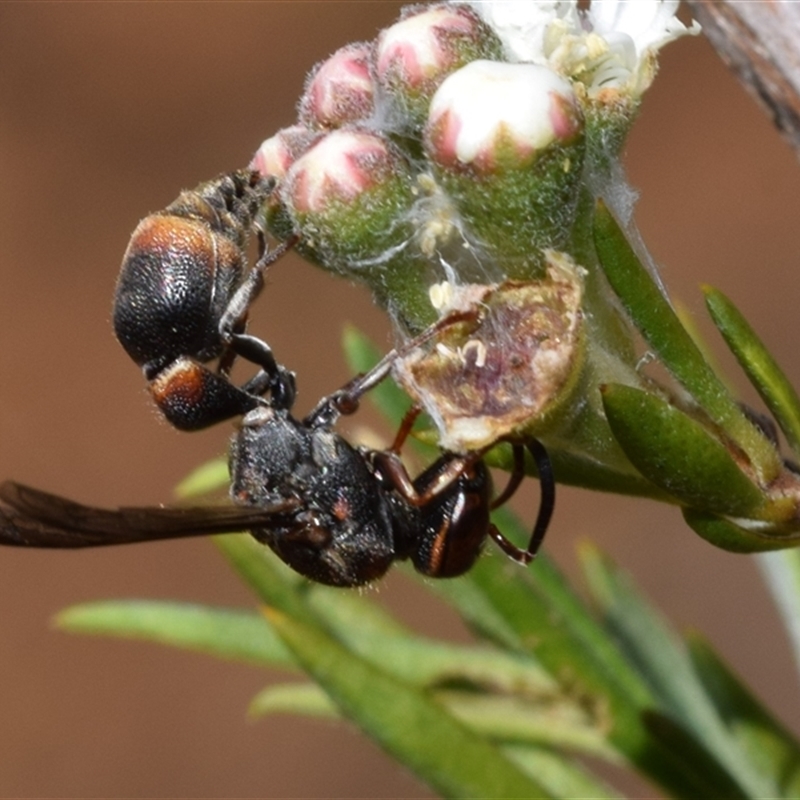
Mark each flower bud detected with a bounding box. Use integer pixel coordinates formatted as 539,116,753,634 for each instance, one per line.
250,125,319,181
424,60,584,277
375,3,502,131
394,251,585,452
299,44,376,129
250,126,320,244
280,128,416,275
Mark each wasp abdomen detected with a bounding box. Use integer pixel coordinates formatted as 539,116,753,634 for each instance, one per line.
112,170,290,430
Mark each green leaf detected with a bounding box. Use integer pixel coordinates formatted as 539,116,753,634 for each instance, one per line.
59,598,556,709
593,201,780,481
324,627,554,696
216,532,555,796
433,691,619,758
601,383,765,517
342,325,413,428
431,519,655,718
406,562,525,652
757,550,800,684
174,456,229,499
55,600,295,668
704,286,800,459
217,532,550,693
216,532,556,701
250,684,623,798
249,682,337,719
502,745,624,800
307,584,557,696
484,440,673,502
265,607,554,799
305,582,411,638
213,533,317,624
641,712,752,800
686,630,800,798
250,682,619,761
430,509,723,799
579,543,776,799
683,508,800,554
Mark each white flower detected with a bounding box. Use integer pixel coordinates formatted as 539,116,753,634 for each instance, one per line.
459,1,579,64
590,0,699,55
460,0,700,97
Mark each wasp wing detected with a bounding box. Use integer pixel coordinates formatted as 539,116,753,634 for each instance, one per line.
0,480,298,548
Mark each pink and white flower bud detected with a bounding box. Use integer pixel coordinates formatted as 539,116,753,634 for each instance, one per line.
285,129,393,212
280,128,415,272
425,60,582,173
249,125,319,182
299,44,376,130
375,3,501,130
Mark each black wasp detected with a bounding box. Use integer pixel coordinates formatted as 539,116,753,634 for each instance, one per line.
0,171,555,586
0,318,554,586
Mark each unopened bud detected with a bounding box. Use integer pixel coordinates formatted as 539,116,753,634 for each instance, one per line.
375,3,502,131
426,60,581,171
280,128,416,273
299,44,376,129
250,125,319,181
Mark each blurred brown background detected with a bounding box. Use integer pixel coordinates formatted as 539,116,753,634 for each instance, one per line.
1,3,799,798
